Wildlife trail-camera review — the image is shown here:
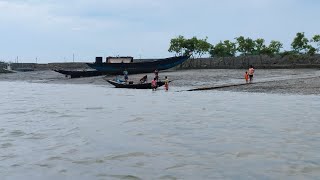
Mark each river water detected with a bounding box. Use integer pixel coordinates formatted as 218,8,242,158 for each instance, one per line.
1,80,320,180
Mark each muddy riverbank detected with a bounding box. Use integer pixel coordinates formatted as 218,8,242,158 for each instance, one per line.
0,69,319,95
219,76,320,95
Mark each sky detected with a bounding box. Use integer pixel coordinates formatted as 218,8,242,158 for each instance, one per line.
0,0,319,63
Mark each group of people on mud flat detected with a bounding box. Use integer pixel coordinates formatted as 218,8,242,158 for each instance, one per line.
123,69,169,91
149,69,169,91
244,65,255,83
122,65,254,90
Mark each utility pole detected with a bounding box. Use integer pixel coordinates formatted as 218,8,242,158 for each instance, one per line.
73,53,74,62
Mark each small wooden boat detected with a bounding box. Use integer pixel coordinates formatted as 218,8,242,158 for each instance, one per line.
106,79,167,89
53,69,105,78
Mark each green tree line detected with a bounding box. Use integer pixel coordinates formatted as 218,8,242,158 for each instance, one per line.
168,32,320,58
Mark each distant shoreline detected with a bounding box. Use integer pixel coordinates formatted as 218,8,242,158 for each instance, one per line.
1,54,320,72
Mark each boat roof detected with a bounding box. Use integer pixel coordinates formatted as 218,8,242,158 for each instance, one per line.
107,56,133,63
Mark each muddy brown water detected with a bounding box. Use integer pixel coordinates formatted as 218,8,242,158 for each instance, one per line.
1,69,320,179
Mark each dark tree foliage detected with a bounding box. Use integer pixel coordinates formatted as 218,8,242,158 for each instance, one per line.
254,38,266,55
169,36,211,58
235,36,256,55
195,37,211,58
209,40,236,58
169,33,319,58
268,40,283,55
168,35,186,56
291,32,309,54
311,35,320,53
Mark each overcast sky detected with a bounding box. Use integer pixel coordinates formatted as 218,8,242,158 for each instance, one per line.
0,0,319,62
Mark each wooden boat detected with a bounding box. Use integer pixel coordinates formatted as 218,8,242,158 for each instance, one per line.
53,69,105,78
86,55,189,75
1,64,32,73
106,79,167,89
1,64,16,73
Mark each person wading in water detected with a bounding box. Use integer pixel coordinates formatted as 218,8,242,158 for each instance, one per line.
248,65,255,83
164,76,169,91
244,71,249,83
151,78,157,91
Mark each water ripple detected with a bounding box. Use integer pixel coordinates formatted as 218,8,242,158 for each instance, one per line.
158,175,178,180
85,107,104,110
124,117,145,123
1,143,13,148
1,79,320,179
9,130,26,137
0,154,17,161
107,152,149,161
24,133,48,140
97,174,142,180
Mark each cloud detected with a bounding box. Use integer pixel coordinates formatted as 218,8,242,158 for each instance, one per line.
0,0,125,32
0,0,319,62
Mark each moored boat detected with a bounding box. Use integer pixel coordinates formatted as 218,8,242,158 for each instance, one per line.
53,69,105,78
87,56,189,75
106,79,167,89
1,63,16,73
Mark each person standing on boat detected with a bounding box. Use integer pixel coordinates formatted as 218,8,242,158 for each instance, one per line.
140,75,148,84
154,69,159,81
151,78,157,91
164,76,169,91
123,69,128,83
248,65,255,83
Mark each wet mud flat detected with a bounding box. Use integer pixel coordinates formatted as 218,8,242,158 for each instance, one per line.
0,69,319,95
219,77,320,95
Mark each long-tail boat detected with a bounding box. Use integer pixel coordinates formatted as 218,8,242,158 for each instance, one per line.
106,79,168,89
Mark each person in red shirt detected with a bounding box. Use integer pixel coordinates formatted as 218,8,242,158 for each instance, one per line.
244,71,249,83
151,78,157,91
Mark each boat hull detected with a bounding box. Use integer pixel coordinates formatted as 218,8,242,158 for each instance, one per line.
87,56,189,75
53,69,105,78
106,80,166,89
